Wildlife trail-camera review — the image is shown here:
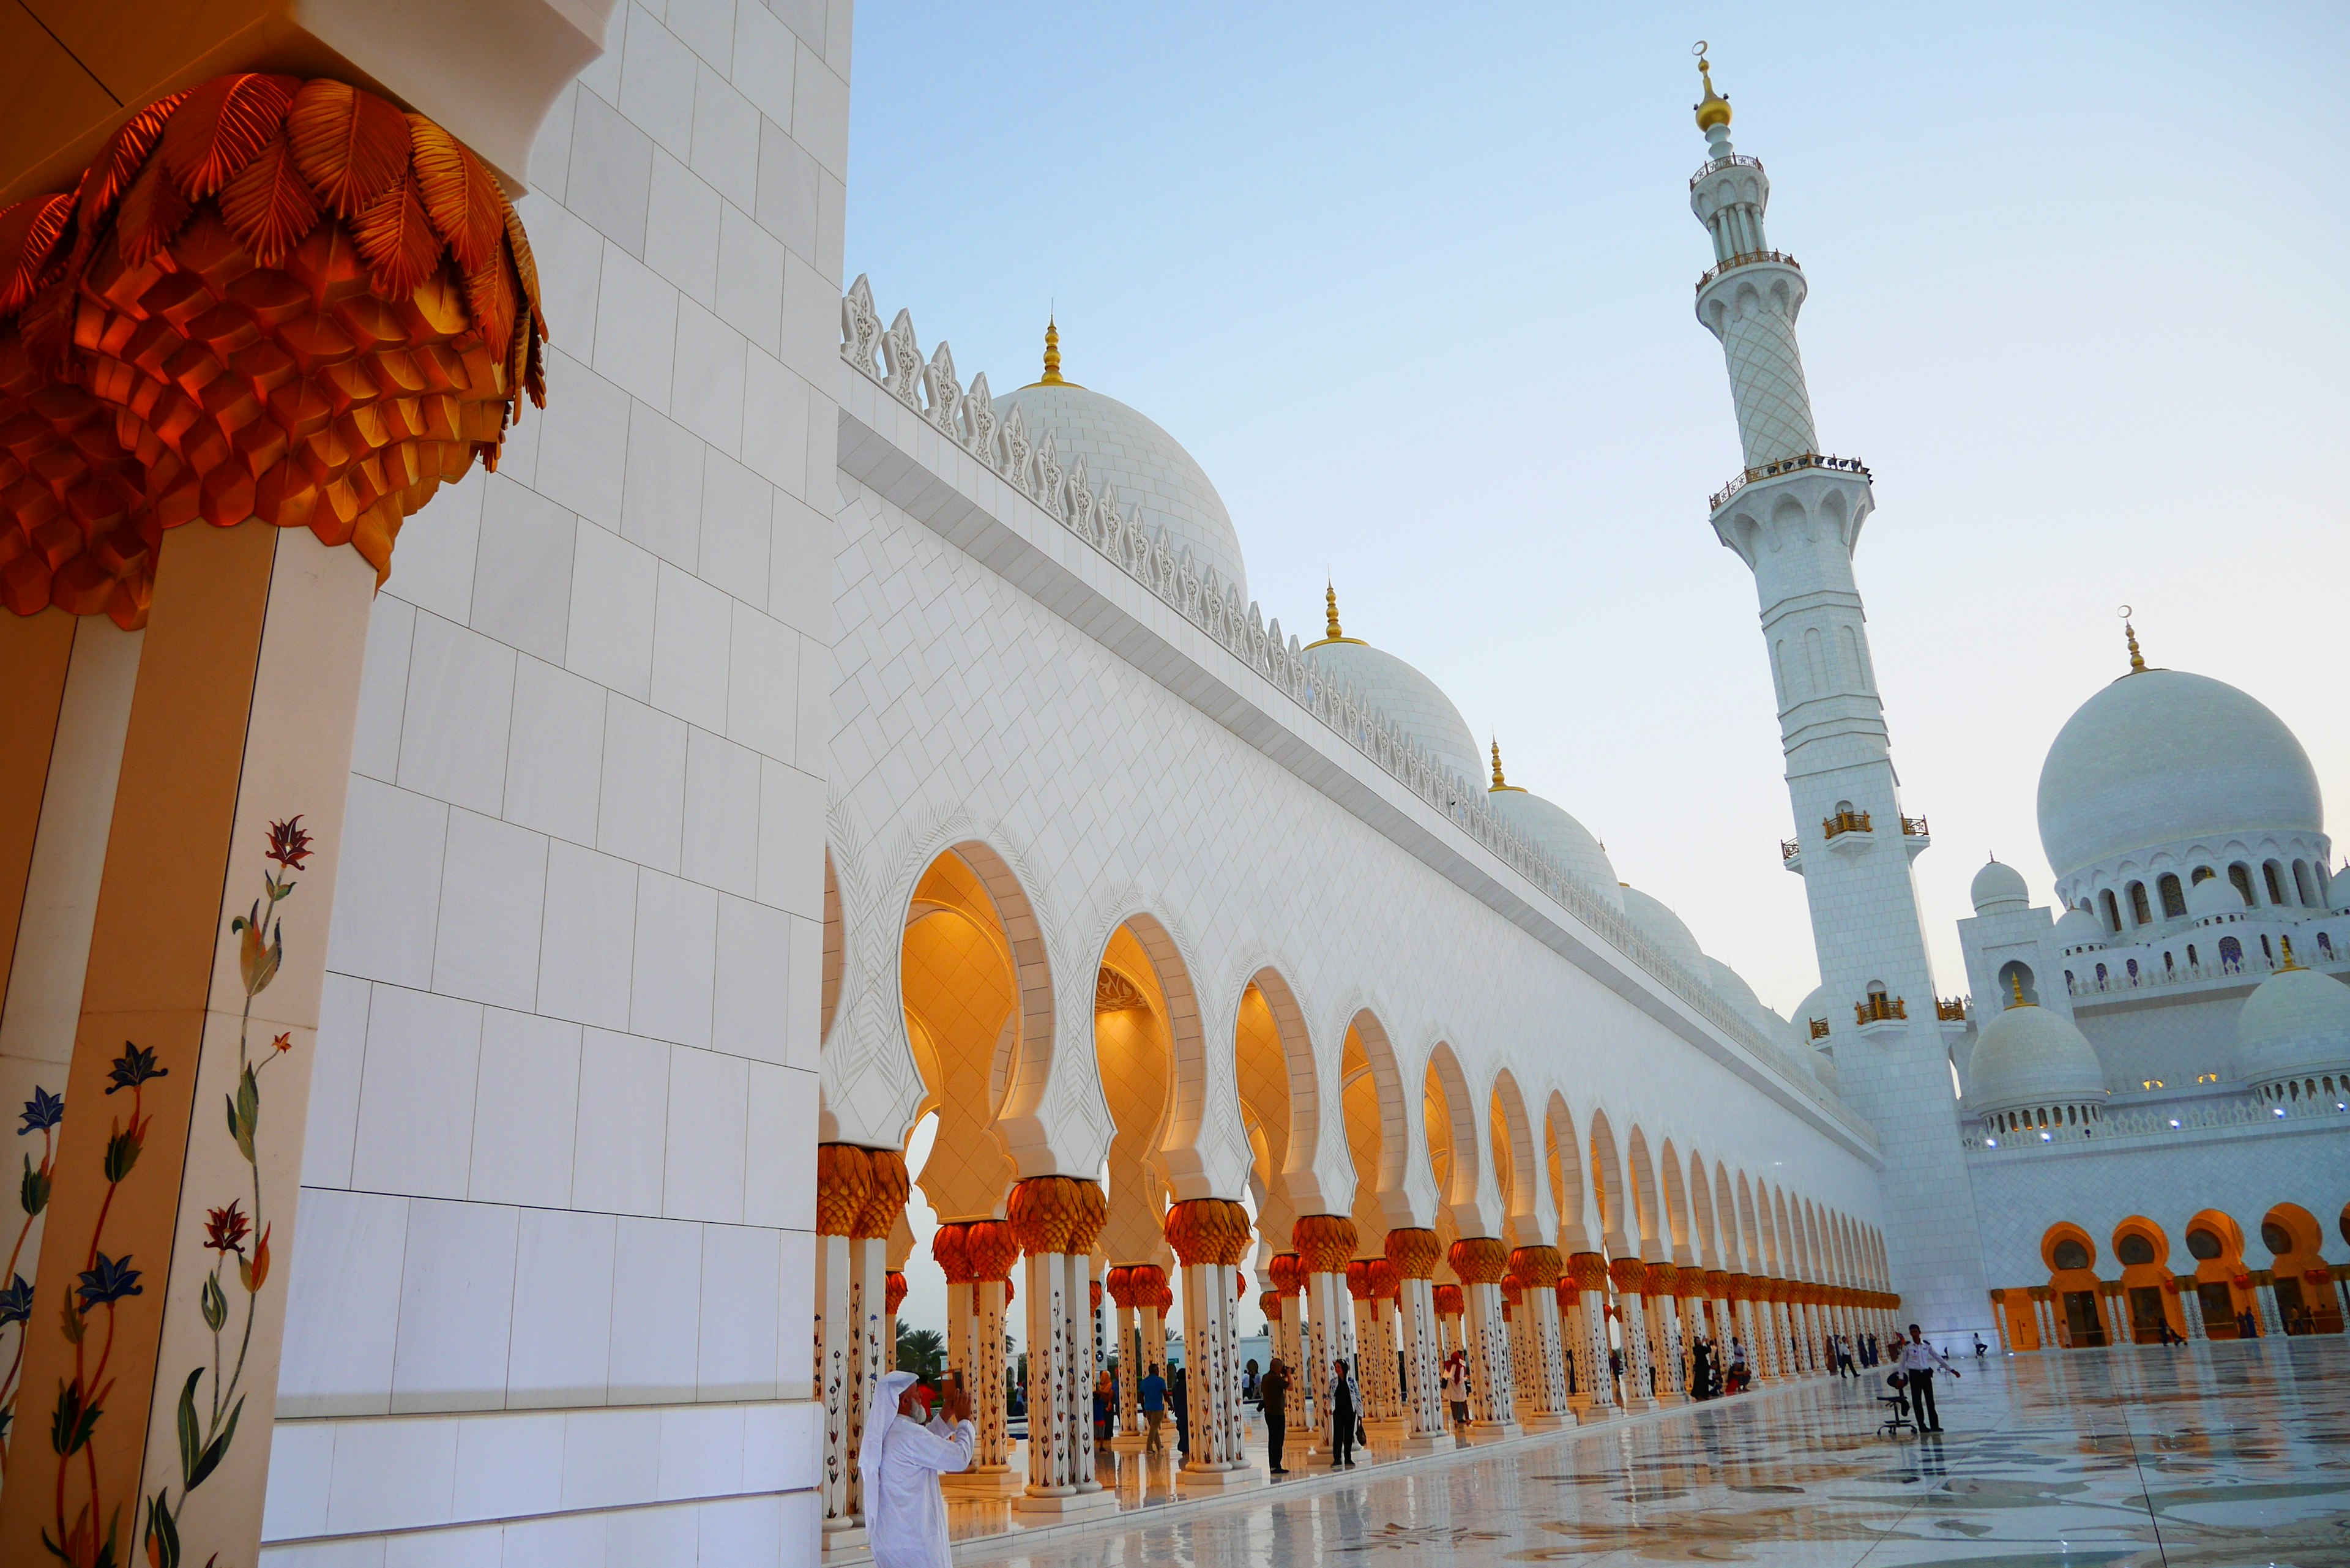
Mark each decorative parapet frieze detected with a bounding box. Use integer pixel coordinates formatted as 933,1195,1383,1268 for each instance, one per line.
840,275,1850,1122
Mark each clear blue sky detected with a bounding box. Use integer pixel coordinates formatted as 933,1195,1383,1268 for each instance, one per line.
846,4,2348,1025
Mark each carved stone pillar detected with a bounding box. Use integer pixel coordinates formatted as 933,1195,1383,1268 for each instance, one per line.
1268,1252,1316,1443
885,1271,908,1370
1501,1278,1526,1417
1609,1257,1658,1411
938,1220,1021,1493
1294,1214,1357,1452
1366,1260,1409,1436
1105,1266,1144,1452
2177,1280,2206,1342
1705,1271,1736,1378
1434,1283,1465,1370
1385,1228,1450,1449
2251,1271,2284,1338
1346,1258,1381,1427
1451,1238,1520,1438
1676,1269,1709,1395
815,1148,870,1548
1646,1263,1685,1402
1567,1252,1616,1416
1511,1247,1572,1428
1166,1198,1258,1492
1008,1177,1116,1514
1132,1266,1171,1422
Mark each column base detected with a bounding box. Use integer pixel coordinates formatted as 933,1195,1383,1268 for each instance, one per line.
1108,1433,1147,1453
1521,1411,1576,1430
820,1525,870,1560
1575,1402,1616,1421
1015,1487,1122,1516
943,1466,1027,1496
1364,1417,1410,1441
1395,1430,1456,1452
1174,1463,1264,1494
1464,1421,1523,1443
1652,1391,1687,1406
1620,1395,1659,1413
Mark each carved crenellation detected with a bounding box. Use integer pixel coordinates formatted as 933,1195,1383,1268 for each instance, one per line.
841,276,1848,1122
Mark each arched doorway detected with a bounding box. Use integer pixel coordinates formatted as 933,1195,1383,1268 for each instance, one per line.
2109,1218,2180,1343
2259,1204,2341,1334
2040,1223,2105,1347
2183,1211,2250,1338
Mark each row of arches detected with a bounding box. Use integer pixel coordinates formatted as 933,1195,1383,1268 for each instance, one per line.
2087,856,2335,936
1995,1202,2350,1350
810,838,1895,1528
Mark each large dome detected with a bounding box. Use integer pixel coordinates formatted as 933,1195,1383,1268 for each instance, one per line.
1966,999,2108,1116
997,354,1245,598
2229,964,2350,1091
1488,775,1624,911
2036,666,2322,883
1305,605,1482,788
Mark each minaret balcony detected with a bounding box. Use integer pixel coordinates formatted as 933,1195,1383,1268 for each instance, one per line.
1934,997,1968,1022
1822,810,1873,857
1690,152,1764,189
1780,837,1803,875
1694,248,1800,294
1709,451,1870,513
1853,994,1908,1029
1901,813,1931,858
1807,1016,1830,1041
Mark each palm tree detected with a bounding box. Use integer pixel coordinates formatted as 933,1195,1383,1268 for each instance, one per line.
896,1324,946,1384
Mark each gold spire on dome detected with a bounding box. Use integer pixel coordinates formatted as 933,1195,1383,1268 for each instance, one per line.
1693,43,1732,132
1307,582,1362,648
1026,316,1081,389
1490,741,1524,793
2124,621,2146,673
2007,973,2036,1009
2280,936,2303,971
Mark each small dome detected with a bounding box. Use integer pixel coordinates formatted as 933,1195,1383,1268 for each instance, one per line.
2187,874,2246,920
1487,783,1623,911
1621,887,1706,977
1967,998,2108,1116
1796,985,1832,1034
2036,665,2322,883
997,341,1245,599
1811,1043,1840,1092
1970,859,2031,915
2331,867,2350,913
2052,907,2106,950
1304,591,1482,788
2229,964,2350,1089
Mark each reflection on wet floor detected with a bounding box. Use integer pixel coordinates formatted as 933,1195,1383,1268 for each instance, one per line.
943,1337,2350,1566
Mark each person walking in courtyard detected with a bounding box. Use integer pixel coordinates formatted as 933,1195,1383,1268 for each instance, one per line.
1171,1362,1190,1456
1329,1356,1362,1468
1442,1350,1471,1432
1260,1357,1291,1474
1897,1323,1960,1433
865,1370,974,1568
1140,1363,1167,1454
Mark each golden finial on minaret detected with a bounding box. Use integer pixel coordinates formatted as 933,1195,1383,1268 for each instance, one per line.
2280,935,2302,971
1490,740,1525,793
1039,316,1065,386
2009,973,2032,1008
1693,42,1732,133
2121,607,2146,674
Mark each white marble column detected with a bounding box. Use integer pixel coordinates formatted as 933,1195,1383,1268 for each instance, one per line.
1270,1256,1316,1446
941,1223,1022,1494
1569,1256,1616,1416
1009,1178,1117,1516
1296,1216,1358,1453
1512,1250,1572,1428
1106,1277,1143,1452
2255,1272,2285,1338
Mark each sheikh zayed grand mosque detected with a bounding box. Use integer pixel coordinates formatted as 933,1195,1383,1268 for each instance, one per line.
0,4,2343,1564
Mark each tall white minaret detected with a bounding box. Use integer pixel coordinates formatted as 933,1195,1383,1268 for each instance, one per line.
1686,52,1988,1335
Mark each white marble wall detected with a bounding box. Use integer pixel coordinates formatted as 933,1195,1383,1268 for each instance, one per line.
264,2,850,1562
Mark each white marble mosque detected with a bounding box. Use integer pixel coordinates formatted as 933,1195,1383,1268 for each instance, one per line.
0,11,2342,1568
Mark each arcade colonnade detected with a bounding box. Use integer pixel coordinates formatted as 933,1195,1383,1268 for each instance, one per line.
802,844,1904,1547
1989,1203,2350,1352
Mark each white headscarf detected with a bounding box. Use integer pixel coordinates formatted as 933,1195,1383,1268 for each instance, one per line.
861,1370,921,1481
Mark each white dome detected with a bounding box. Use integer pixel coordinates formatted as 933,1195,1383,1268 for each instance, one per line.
1811,1043,1840,1092
2187,873,2246,920
2229,965,2350,1089
1796,985,1832,1034
1620,887,1706,977
2052,907,2105,949
1703,957,1767,1020
2036,667,2322,883
1966,999,2108,1115
1969,859,2031,915
1306,636,1482,789
1487,787,1623,909
996,379,1245,598
2332,867,2350,913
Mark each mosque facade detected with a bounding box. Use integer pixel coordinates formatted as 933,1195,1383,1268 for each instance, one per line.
0,9,2340,1567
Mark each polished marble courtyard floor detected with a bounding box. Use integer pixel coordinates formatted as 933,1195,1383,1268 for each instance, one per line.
949,1337,2350,1565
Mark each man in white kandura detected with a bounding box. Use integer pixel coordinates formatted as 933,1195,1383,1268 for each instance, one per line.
864,1370,975,1568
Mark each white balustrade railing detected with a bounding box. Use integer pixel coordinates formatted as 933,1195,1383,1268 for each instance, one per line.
841,276,1851,1123
1964,1090,2347,1154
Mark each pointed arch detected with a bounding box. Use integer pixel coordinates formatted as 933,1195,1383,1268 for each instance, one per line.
1234,965,1335,1247
1658,1137,1692,1261
1588,1110,1628,1253
1423,1040,1488,1235
1490,1069,1550,1246
1734,1171,1762,1273
1687,1150,1721,1269
1340,1008,1419,1238
1545,1092,1589,1252
1624,1124,1663,1260
1715,1163,1741,1272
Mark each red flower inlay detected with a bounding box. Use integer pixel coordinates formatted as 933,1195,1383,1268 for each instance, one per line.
265,815,314,870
